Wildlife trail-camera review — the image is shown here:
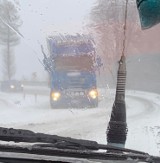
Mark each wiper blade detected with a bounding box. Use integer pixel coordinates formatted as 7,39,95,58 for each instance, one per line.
0,126,158,162
0,127,145,154
0,127,98,150
0,144,159,162
0,127,160,162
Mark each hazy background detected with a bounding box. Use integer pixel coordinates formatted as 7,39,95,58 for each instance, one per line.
0,0,96,80
0,0,160,94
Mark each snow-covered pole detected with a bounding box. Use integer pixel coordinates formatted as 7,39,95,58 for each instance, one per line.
107,56,128,148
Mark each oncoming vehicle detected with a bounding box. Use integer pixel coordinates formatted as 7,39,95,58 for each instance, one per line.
43,34,99,108
0,0,160,162
0,80,24,92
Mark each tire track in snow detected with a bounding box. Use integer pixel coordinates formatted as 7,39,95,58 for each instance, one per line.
125,94,160,155
1,91,160,147
127,95,154,120
127,95,159,125
14,100,110,142
15,93,158,142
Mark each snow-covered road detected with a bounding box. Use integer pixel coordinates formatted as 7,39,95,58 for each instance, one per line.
0,89,160,156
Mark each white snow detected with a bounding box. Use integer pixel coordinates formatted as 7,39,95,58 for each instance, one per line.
0,88,160,156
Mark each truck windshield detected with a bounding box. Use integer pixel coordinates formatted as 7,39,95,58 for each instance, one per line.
54,55,95,71
53,43,94,55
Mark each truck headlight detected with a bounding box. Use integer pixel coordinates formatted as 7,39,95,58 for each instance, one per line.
89,89,98,99
51,92,61,101
10,85,15,89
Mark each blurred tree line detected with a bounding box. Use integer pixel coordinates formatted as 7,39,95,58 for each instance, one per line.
0,0,22,80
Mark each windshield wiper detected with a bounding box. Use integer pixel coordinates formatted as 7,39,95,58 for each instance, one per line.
0,144,157,163
0,127,144,153
0,127,159,162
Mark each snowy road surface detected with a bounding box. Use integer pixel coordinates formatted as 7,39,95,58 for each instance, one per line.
0,89,160,156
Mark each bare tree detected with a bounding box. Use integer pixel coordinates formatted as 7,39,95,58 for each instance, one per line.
0,0,22,80
90,0,140,66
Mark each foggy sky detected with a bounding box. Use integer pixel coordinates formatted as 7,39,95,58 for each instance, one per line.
1,0,96,80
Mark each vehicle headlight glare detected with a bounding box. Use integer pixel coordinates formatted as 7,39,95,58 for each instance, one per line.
89,90,98,99
51,92,61,101
10,85,15,89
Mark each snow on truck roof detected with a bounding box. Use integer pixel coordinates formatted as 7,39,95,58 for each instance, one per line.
47,34,95,45
47,34,96,56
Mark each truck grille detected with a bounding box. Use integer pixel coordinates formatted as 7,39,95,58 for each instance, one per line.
66,77,86,88
65,90,85,97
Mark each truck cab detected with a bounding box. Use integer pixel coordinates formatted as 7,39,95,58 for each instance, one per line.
43,34,100,108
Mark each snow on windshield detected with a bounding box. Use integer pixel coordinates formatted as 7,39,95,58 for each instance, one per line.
0,0,160,157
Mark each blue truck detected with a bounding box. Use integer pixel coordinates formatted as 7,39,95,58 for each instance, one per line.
43,34,102,108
